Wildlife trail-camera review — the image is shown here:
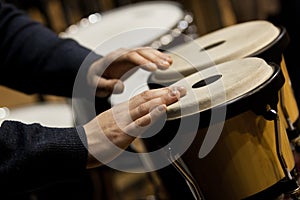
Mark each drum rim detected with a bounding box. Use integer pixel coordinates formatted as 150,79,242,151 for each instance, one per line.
60,1,186,36
224,62,283,120
249,26,289,64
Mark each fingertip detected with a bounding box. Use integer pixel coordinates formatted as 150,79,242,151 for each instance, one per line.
157,60,171,70
157,104,167,112
168,86,187,100
169,87,180,98
165,55,173,64
113,80,124,93
148,104,167,124
143,63,158,71
177,86,187,97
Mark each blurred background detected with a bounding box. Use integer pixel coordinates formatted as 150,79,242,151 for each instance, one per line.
0,0,287,109
1,0,299,199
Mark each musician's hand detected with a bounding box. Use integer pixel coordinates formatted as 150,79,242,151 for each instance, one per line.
87,47,172,97
83,86,186,168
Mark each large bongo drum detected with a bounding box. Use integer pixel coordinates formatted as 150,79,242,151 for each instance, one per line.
59,1,195,54
149,20,300,144
143,57,299,200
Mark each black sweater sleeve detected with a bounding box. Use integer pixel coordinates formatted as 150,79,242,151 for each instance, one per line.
0,1,101,97
0,1,103,196
0,121,88,196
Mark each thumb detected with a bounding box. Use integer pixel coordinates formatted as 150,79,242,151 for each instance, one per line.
96,78,124,98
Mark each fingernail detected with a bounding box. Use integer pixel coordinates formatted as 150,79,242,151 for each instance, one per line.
113,81,124,93
164,55,172,61
169,87,180,97
177,86,187,96
169,86,186,98
160,60,171,67
157,104,166,112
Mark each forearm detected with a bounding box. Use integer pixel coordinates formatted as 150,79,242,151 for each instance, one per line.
0,1,101,97
0,121,88,195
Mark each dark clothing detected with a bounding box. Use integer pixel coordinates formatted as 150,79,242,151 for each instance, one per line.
0,122,88,196
0,1,100,196
0,1,93,97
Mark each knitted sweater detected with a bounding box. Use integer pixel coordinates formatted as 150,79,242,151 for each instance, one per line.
0,1,101,196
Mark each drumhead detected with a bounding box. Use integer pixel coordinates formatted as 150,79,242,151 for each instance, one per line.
151,20,280,84
166,57,275,120
0,102,74,127
60,1,185,54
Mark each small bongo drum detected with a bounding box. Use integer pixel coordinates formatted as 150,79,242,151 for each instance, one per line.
143,58,299,200
149,20,300,144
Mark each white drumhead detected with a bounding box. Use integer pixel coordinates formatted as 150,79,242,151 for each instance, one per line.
151,20,279,84
60,1,184,54
0,102,74,127
167,57,274,120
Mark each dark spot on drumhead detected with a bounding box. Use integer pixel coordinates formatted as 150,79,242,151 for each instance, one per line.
192,74,222,88
201,40,225,51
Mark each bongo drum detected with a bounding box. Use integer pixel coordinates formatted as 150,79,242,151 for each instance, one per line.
0,102,73,127
60,1,197,116
149,20,300,144
59,1,195,54
143,58,299,200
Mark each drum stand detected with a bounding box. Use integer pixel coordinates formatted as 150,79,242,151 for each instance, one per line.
268,107,300,199
167,148,205,200
279,90,300,152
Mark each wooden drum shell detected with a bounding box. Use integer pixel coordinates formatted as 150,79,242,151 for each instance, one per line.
181,111,294,200
144,58,296,199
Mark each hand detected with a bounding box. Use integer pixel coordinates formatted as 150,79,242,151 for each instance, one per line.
83,86,186,168
87,47,172,97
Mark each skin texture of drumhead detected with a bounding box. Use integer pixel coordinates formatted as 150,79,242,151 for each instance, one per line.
59,1,184,53
151,20,279,83
166,57,274,120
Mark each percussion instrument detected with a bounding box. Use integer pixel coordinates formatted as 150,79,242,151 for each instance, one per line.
59,1,195,55
149,20,300,143
60,1,197,119
143,57,299,200
0,102,73,127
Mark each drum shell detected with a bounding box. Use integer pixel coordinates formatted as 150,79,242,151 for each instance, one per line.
181,111,294,200
250,26,299,130
143,113,295,200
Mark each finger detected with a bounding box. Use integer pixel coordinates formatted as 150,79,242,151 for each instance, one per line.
129,86,186,110
124,104,167,137
111,86,185,128
136,48,172,70
122,47,171,71
129,89,183,121
96,78,124,97
123,51,158,71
